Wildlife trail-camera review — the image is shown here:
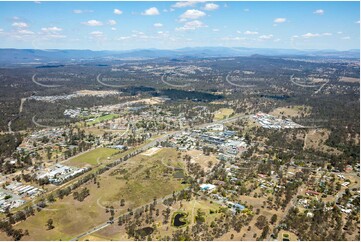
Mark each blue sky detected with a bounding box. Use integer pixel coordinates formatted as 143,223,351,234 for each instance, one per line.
0,1,359,50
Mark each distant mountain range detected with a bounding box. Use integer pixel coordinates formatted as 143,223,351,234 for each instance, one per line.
0,47,359,65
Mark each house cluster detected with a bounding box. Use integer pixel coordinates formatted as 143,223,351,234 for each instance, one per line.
0,181,42,212
64,108,89,118
258,177,276,191
0,189,25,212
18,127,67,153
210,194,246,213
337,192,360,214
36,164,90,185
28,94,80,102
252,112,303,129
28,90,119,103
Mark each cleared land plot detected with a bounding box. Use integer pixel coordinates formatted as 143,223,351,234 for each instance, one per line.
65,147,120,167
303,129,342,155
184,149,219,171
270,105,311,118
0,148,186,241
213,108,234,121
142,147,161,156
339,77,359,83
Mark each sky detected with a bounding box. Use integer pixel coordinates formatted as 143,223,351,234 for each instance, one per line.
0,1,359,51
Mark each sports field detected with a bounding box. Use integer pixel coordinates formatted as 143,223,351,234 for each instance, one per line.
86,114,119,125
65,147,120,167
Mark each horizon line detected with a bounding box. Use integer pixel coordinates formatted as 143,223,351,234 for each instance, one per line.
0,46,359,52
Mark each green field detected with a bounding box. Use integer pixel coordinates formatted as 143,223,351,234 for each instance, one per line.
65,147,120,167
86,114,119,125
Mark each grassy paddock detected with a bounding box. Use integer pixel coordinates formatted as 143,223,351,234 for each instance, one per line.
214,108,234,121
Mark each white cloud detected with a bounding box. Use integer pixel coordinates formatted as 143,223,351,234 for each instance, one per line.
313,9,324,15
212,28,220,32
46,34,66,39
180,9,206,19
302,33,320,38
154,23,163,27
108,20,117,25
337,31,343,34
111,27,116,31
82,20,103,26
117,36,131,40
73,9,93,14
17,29,34,35
341,36,351,40
222,36,246,41
114,9,123,15
203,3,219,11
175,20,207,31
142,7,160,16
274,38,281,42
274,18,286,23
259,34,273,40
244,30,258,35
244,8,250,12
172,1,199,8
12,22,28,28
301,32,332,38
41,26,62,32
90,31,103,37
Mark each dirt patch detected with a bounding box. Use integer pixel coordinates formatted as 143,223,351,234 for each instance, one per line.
339,77,359,83
142,147,161,156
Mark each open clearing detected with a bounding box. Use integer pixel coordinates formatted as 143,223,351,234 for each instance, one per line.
303,129,342,155
270,105,311,118
142,147,161,156
184,149,220,171
0,148,186,241
75,90,120,96
339,76,359,83
213,108,234,121
65,147,120,167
